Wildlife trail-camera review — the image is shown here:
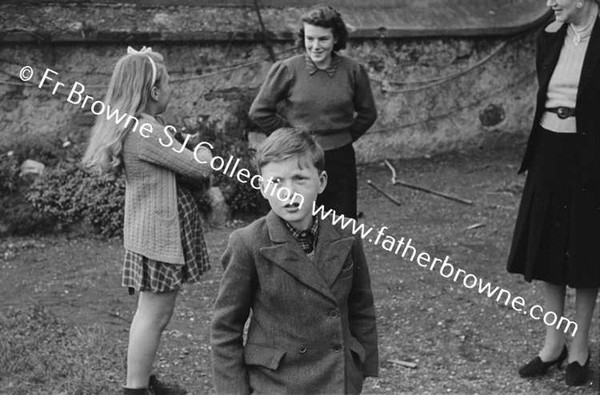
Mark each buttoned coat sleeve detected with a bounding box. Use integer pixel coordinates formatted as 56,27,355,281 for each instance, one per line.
349,63,377,142
211,230,257,394
348,237,379,377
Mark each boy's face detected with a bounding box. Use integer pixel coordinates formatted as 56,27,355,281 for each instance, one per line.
260,154,327,230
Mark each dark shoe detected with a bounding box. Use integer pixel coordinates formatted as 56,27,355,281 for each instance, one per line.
148,374,187,395
565,352,591,387
518,345,568,378
123,387,150,395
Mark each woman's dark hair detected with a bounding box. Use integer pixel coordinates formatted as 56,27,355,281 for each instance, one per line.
297,5,348,52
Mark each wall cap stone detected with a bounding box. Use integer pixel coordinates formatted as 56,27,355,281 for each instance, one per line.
0,1,551,44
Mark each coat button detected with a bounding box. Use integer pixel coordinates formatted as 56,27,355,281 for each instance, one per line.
298,344,307,354
328,310,339,318
333,344,342,352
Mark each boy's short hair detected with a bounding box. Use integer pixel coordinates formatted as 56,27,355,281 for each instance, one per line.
256,128,325,173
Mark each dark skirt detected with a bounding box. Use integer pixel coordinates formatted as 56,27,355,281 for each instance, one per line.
507,125,600,288
316,143,357,219
122,186,210,294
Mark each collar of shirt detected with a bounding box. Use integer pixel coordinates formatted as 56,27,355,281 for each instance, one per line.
285,217,319,254
304,53,340,77
567,4,599,43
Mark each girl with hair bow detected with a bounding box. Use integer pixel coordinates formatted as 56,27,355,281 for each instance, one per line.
83,46,213,394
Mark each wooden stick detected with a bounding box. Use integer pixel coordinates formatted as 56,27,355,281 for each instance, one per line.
366,180,402,206
388,359,418,369
466,222,485,230
384,160,474,206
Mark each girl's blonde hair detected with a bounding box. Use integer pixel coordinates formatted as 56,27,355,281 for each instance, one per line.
82,50,166,174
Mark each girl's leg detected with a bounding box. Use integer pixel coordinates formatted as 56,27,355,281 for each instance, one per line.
126,290,178,388
569,287,598,364
539,282,566,361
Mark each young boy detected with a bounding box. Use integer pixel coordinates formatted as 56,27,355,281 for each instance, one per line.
210,128,378,394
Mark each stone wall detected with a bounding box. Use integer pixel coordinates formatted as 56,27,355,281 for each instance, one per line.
0,31,537,163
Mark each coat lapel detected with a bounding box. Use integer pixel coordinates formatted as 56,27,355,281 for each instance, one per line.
258,211,356,302
578,16,600,103
314,219,356,288
259,211,335,302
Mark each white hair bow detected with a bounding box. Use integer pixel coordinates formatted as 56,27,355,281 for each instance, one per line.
127,46,157,86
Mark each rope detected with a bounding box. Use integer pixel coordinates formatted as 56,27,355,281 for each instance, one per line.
0,39,535,153
0,46,299,88
0,34,518,95
373,41,508,94
253,0,277,63
367,69,536,136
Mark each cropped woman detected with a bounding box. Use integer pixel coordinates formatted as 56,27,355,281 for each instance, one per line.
249,5,377,218
507,0,600,387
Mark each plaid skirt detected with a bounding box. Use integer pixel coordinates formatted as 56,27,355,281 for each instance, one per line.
122,186,210,294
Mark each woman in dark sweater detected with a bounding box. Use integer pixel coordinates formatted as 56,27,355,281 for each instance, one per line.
507,0,600,387
249,5,377,218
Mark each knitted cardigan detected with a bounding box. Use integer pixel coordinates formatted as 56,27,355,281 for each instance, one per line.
121,114,212,264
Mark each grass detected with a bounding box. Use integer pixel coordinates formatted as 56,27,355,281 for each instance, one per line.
0,305,124,394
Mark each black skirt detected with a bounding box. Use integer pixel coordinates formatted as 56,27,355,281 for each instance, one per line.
316,143,357,219
507,125,600,288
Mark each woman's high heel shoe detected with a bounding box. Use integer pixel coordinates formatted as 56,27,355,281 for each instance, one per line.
565,351,591,387
518,345,568,378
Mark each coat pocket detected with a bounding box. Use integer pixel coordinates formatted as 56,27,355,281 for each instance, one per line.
341,260,354,273
152,212,179,242
244,344,286,370
337,259,355,284
348,336,366,364
146,211,180,258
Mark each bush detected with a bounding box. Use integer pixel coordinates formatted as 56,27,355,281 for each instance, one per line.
0,153,20,195
0,195,55,236
7,118,261,237
24,129,261,236
182,126,261,215
2,132,72,169
26,163,125,237
0,152,56,236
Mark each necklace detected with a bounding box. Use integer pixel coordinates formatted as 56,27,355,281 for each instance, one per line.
570,7,597,45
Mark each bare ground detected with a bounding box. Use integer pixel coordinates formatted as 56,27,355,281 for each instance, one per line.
1,147,598,394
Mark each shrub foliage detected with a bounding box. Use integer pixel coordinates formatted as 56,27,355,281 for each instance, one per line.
26,163,126,237
11,124,261,237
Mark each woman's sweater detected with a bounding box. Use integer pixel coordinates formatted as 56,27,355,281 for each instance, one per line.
249,54,377,151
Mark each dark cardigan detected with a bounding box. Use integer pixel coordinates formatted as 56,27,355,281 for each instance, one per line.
519,17,600,179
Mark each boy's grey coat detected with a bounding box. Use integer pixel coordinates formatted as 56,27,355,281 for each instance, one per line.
211,210,379,394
